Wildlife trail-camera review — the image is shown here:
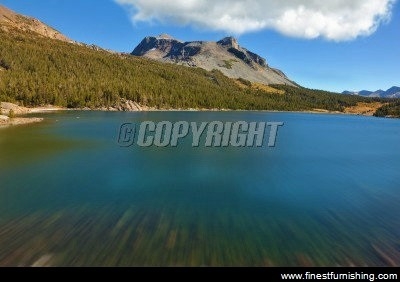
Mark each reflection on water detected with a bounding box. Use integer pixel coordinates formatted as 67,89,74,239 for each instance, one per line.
0,112,399,266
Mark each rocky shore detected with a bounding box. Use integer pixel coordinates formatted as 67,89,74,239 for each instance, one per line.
0,100,158,127
0,102,53,127
0,99,391,128
0,115,44,127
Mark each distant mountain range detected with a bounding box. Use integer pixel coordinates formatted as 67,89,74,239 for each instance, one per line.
132,34,296,86
343,87,400,98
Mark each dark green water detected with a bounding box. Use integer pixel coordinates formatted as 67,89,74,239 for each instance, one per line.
0,111,399,266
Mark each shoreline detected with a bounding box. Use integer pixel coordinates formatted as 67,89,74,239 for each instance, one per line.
0,102,63,127
0,101,390,128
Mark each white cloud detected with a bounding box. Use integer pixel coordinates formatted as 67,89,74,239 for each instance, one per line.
115,0,396,41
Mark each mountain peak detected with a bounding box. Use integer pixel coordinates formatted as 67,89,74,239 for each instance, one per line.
218,36,239,49
157,33,175,40
132,35,183,57
131,35,295,86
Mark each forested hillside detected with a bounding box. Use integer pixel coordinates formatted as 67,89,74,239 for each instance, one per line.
374,101,400,118
0,28,391,113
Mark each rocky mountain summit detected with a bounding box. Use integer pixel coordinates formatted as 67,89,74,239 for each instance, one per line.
132,34,295,86
0,5,70,42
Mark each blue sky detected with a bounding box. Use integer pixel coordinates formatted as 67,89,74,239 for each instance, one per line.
1,0,398,92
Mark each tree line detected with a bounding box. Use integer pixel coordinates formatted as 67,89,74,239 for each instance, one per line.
0,28,396,115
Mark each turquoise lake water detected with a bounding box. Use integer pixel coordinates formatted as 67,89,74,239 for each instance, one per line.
0,111,399,266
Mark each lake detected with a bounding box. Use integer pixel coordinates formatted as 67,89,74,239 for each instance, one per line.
0,111,399,266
